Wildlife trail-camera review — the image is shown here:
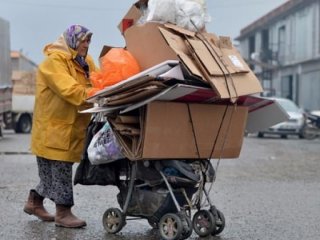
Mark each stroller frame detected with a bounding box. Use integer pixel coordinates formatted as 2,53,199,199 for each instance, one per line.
102,158,225,240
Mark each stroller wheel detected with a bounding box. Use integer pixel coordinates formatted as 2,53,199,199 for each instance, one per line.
210,208,225,235
192,209,215,237
102,208,126,234
179,213,193,240
159,213,183,240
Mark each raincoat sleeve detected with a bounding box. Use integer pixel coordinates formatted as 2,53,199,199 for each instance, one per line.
38,54,91,106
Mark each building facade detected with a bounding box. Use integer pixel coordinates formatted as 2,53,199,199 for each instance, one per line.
236,0,320,110
10,51,37,71
10,51,37,96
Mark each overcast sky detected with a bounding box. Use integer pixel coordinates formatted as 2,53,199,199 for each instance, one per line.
0,0,288,65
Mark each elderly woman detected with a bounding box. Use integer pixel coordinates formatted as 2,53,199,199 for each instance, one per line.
23,25,97,228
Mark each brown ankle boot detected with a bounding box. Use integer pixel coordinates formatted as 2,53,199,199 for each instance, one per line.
55,204,86,228
23,189,55,222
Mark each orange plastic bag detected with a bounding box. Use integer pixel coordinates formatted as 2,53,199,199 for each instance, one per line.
90,48,140,89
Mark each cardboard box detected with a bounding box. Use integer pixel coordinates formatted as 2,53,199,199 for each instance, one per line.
117,1,145,34
124,22,263,99
109,101,248,160
83,93,288,136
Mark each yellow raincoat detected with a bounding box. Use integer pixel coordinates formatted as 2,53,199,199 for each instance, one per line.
31,35,97,163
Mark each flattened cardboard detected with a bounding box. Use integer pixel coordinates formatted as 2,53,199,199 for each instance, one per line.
120,83,218,113
211,71,263,99
158,27,263,99
124,22,263,99
87,60,179,102
103,83,166,106
186,38,223,76
245,98,289,133
110,101,248,160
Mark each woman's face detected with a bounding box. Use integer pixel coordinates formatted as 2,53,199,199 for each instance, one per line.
77,36,91,57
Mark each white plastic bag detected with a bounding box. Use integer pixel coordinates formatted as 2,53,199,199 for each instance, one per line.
146,0,176,24
87,121,124,165
145,0,211,32
175,0,210,32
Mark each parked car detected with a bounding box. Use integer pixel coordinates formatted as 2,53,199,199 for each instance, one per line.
257,97,307,139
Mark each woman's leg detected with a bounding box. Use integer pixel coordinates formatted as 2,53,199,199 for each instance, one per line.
50,160,74,206
23,156,55,221
35,156,53,199
49,160,86,228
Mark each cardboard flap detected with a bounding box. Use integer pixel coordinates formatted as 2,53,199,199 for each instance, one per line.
104,86,164,106
246,98,289,133
124,23,178,69
109,108,143,160
221,50,251,74
98,46,127,68
110,121,140,136
99,45,113,58
178,52,205,80
212,71,263,99
163,23,196,37
103,81,166,104
158,27,208,81
117,3,142,34
186,38,225,76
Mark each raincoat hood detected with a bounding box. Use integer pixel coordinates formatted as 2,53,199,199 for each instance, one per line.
43,34,78,60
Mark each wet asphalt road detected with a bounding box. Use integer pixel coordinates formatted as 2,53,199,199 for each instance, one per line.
0,130,320,240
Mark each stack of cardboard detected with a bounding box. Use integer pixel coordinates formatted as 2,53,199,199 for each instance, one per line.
85,2,287,161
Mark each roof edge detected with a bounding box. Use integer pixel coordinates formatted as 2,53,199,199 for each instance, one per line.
235,0,310,40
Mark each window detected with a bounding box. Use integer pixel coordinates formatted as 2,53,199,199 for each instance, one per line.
278,26,286,64
281,75,293,100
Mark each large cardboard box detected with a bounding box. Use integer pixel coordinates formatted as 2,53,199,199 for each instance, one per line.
124,23,263,99
109,101,248,160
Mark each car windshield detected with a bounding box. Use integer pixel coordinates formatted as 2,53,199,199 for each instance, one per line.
277,99,300,112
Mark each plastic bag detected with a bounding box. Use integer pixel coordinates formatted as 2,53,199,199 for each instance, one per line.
175,0,210,32
90,48,140,90
87,121,124,165
145,0,211,32
146,0,176,24
74,119,120,186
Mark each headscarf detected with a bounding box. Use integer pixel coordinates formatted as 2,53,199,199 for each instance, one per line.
63,24,93,50
63,24,93,78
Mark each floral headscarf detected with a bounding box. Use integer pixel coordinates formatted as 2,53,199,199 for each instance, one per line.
63,24,93,50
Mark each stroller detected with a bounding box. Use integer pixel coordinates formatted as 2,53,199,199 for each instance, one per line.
76,105,227,239
102,157,226,240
